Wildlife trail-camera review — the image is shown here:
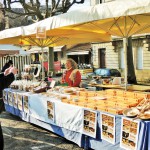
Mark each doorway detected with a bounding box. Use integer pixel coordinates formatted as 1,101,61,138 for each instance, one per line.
99,48,106,68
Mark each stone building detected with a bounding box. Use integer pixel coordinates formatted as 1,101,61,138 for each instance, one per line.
90,0,150,82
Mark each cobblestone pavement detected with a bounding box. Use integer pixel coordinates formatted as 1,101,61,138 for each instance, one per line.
0,112,83,150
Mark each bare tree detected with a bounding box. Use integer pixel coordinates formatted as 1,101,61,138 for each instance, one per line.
0,4,5,30
1,0,85,75
2,0,84,22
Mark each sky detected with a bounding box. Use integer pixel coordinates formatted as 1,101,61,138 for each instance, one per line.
0,0,90,11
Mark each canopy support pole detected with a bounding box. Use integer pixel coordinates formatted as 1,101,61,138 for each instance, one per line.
123,38,128,90
41,47,45,80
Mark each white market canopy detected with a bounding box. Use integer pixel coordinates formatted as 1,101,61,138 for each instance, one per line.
0,0,150,85
0,0,150,46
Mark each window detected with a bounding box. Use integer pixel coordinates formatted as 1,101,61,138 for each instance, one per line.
99,48,106,68
136,47,143,69
54,52,58,61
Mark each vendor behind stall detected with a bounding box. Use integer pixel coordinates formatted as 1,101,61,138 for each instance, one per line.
62,58,81,87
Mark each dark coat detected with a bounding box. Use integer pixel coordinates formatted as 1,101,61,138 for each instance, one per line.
1,63,10,72
0,73,15,150
0,123,4,150
0,73,15,113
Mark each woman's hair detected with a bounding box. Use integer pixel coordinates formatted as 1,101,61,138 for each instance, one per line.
67,58,78,69
8,60,13,64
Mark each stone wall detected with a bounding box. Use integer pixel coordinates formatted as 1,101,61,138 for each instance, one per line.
91,37,150,82
92,42,119,69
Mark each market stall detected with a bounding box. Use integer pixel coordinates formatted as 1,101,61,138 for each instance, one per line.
0,1,149,149
3,85,150,150
88,84,150,92
1,0,150,88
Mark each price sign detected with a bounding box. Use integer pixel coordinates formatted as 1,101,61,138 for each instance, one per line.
36,26,46,39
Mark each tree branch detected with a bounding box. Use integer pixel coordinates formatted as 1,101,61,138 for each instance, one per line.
45,0,49,18
2,0,85,22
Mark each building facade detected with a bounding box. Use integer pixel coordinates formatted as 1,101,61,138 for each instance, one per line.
92,37,150,82
90,0,150,82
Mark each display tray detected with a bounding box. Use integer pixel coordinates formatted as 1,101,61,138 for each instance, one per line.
123,108,140,118
33,86,50,93
139,114,150,120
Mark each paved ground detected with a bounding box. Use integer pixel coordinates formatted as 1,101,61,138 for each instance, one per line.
0,112,83,150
